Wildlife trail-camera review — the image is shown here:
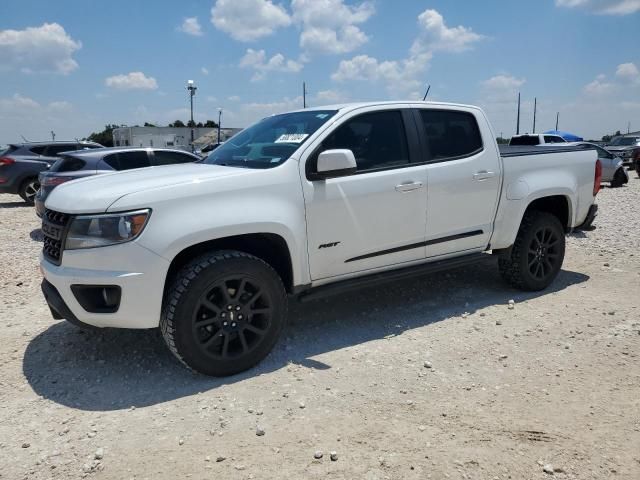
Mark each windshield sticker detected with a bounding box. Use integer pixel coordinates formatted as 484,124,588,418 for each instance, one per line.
275,133,309,144
316,113,329,119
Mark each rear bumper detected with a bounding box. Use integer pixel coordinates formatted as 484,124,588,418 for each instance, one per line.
0,183,19,194
35,198,45,217
576,204,598,230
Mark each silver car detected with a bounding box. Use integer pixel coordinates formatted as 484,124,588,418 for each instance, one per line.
605,136,640,167
541,142,628,187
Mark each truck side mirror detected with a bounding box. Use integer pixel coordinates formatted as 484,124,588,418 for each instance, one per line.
315,149,357,179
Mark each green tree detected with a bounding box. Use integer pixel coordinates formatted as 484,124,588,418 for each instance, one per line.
84,124,117,147
143,122,156,127
169,120,186,128
204,120,218,128
187,120,196,128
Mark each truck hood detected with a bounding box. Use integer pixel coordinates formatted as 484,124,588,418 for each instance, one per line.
45,163,251,213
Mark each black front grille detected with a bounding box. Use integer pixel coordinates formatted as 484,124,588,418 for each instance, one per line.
42,208,71,264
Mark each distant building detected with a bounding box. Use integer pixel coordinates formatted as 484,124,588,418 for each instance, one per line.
112,127,217,149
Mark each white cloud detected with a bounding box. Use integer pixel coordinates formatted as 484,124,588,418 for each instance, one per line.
239,48,303,81
178,17,203,36
201,67,209,75
314,89,349,104
105,72,158,91
583,76,615,95
291,0,374,54
616,62,639,81
0,23,81,75
411,9,484,55
228,95,241,102
480,74,526,104
211,0,291,41
332,9,481,97
555,0,640,14
0,94,90,143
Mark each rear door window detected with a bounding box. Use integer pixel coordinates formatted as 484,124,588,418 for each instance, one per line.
418,110,483,160
544,136,565,143
29,146,48,155
50,155,87,172
151,151,197,166
104,151,151,170
44,144,76,157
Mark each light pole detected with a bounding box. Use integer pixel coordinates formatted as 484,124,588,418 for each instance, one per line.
187,80,197,151
217,108,223,144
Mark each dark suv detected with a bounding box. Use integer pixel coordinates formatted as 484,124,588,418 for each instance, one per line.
35,147,201,216
0,141,103,204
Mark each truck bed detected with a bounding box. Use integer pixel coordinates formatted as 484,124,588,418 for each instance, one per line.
499,145,585,157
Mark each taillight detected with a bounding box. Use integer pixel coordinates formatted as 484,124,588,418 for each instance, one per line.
41,176,72,187
0,157,15,166
593,159,602,196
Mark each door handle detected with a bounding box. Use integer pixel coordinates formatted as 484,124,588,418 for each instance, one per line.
395,181,424,193
473,171,496,181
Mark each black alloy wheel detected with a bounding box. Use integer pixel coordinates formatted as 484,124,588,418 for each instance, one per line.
527,226,562,281
161,251,287,376
192,276,273,360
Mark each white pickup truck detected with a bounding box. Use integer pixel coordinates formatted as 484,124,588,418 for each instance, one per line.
40,101,600,376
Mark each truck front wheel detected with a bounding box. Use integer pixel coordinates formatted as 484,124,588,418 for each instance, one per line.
160,250,288,376
498,211,566,291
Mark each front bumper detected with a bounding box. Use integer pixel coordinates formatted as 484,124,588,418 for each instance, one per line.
40,241,171,329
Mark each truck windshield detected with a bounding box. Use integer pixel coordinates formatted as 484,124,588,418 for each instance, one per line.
204,110,338,169
609,137,638,146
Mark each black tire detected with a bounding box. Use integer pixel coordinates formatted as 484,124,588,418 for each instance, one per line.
498,211,566,291
160,250,287,376
610,168,627,188
18,177,39,204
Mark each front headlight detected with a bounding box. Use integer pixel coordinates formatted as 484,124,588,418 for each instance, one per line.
65,209,151,250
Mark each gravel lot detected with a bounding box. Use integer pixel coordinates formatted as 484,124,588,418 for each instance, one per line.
1,177,639,480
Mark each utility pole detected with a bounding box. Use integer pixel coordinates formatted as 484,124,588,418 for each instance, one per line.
628,121,631,134
187,80,197,152
556,112,559,131
303,81,307,108
217,108,223,144
516,92,521,135
50,131,56,142
532,97,537,133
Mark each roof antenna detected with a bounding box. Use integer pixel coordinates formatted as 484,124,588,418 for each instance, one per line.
20,134,29,142
422,85,431,101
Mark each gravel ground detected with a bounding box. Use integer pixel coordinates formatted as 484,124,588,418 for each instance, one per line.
1,177,639,480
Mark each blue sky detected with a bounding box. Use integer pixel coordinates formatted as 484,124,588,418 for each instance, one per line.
1,0,639,142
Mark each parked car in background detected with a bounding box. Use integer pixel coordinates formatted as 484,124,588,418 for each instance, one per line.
541,142,628,187
605,135,640,168
0,141,103,204
35,147,201,217
509,134,567,146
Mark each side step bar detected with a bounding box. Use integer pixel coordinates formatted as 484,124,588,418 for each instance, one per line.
297,252,492,303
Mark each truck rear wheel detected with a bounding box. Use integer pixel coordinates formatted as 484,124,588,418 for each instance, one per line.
160,250,288,376
498,211,565,291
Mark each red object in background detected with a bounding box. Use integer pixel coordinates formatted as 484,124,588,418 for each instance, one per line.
0,157,16,166
593,159,602,196
41,176,72,187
